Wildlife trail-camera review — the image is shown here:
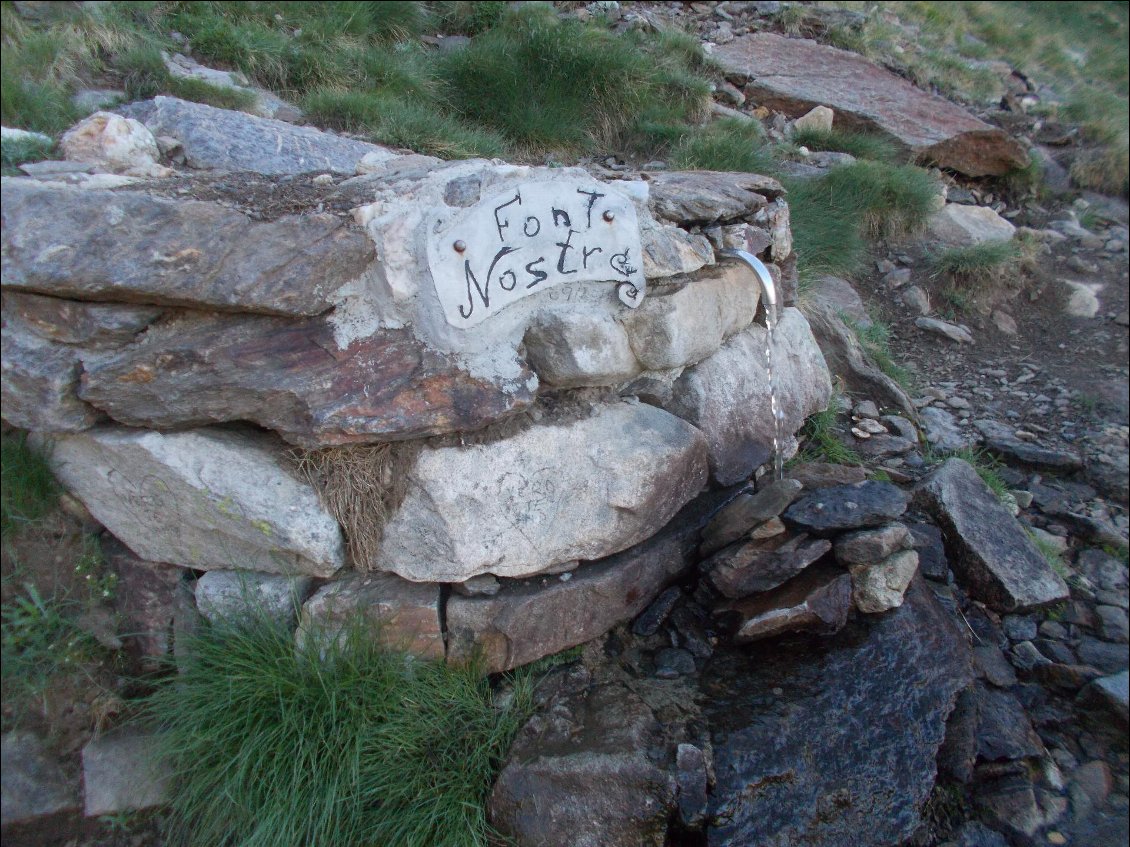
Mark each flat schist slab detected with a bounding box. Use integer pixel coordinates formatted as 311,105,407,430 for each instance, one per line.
0,178,374,316
914,458,1069,612
42,426,346,576
79,311,537,447
703,578,973,847
713,33,1028,177
375,401,709,582
119,95,398,175
645,170,784,226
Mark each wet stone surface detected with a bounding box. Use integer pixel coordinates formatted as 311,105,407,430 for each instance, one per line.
701,579,972,847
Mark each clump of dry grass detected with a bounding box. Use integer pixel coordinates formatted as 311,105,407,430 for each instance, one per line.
291,443,418,571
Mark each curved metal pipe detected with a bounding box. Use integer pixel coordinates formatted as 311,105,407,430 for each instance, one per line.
718,248,778,325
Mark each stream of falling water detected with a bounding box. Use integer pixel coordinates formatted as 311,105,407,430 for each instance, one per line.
763,299,784,481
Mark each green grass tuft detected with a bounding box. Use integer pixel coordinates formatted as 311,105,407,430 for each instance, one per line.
791,127,902,163
933,446,1010,501
670,117,777,174
1,434,59,538
852,317,914,390
1,133,55,173
432,1,509,36
1028,531,1070,581
1,583,103,700
440,4,709,155
785,161,938,280
145,611,535,847
797,406,862,466
928,240,1023,286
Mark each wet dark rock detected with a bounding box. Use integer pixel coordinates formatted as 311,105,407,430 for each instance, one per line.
1033,638,1076,665
675,743,709,830
1075,637,1129,674
670,605,715,660
974,644,1019,687
1077,549,1129,592
785,462,869,490
953,821,1009,847
974,774,1045,840
105,538,185,664
1002,614,1038,642
655,647,696,679
702,579,972,847
973,683,1045,762
1078,671,1129,724
489,682,674,847
938,686,979,783
907,521,949,580
1011,641,1052,672
633,586,683,637
1033,662,1104,692
716,565,851,643
701,478,802,555
783,481,908,535
704,533,832,599
914,459,1069,611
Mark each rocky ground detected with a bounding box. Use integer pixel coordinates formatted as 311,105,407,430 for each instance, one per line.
2,2,1128,847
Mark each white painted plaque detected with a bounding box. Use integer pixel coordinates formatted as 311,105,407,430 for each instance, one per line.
426,181,647,328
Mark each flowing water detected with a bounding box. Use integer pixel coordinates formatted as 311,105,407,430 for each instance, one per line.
719,249,784,480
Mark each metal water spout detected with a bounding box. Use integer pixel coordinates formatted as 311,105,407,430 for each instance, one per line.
718,248,778,328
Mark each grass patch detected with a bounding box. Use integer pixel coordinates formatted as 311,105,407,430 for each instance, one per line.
0,132,55,173
852,317,914,390
928,240,1023,286
670,117,777,174
822,1,1129,196
1,582,104,701
785,161,939,279
796,406,862,466
791,126,901,163
440,3,710,156
1,434,59,538
145,610,535,847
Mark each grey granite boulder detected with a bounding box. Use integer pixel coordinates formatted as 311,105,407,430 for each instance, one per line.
664,307,832,485
43,426,346,576
375,402,708,582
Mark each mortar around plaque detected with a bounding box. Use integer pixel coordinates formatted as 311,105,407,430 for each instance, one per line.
425,180,647,328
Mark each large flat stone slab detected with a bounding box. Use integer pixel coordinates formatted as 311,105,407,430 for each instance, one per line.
646,170,782,226
446,489,718,672
79,312,537,447
119,96,398,174
664,307,832,485
376,402,708,581
1,180,374,317
44,427,345,576
713,33,1028,177
914,458,1069,611
702,578,972,847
